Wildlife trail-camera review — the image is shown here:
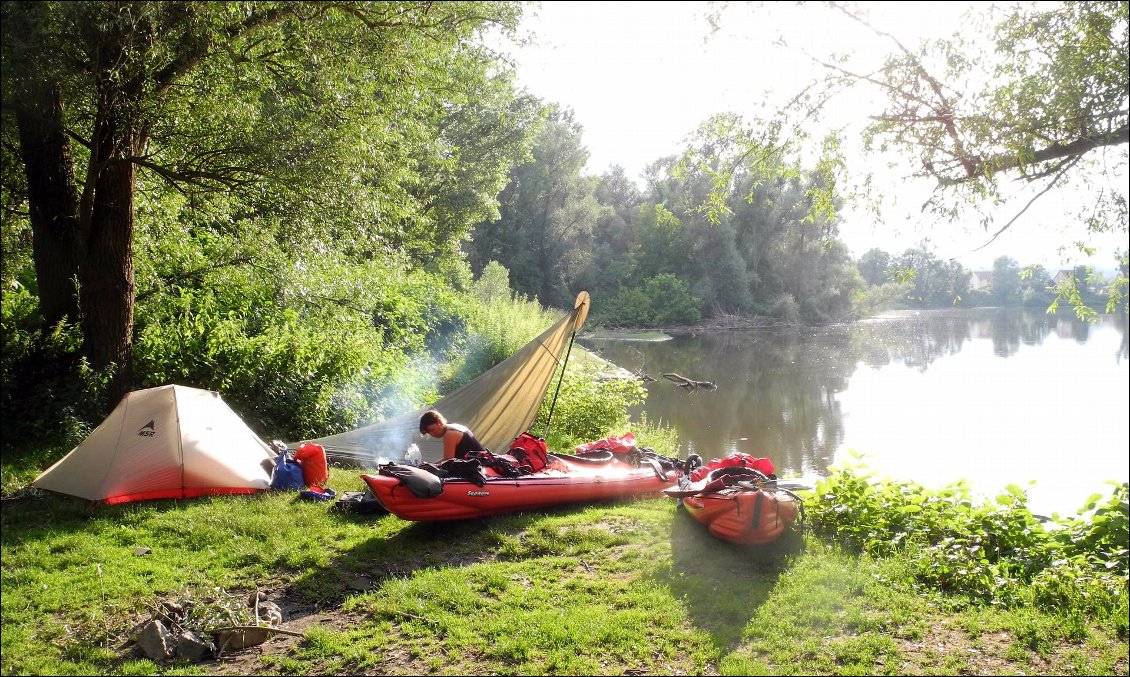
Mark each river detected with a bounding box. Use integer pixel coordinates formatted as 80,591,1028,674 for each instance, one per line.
580,308,1129,517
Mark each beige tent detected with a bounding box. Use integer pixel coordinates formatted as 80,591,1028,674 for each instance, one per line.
308,291,591,464
33,385,274,504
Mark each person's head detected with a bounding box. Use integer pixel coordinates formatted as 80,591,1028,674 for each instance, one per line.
419,410,447,438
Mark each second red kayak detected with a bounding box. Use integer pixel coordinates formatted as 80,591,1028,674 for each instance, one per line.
664,452,804,545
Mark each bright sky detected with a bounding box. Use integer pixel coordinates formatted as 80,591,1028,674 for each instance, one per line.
496,1,1128,273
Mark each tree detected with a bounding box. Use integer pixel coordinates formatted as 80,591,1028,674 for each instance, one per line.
632,204,686,282
895,243,969,307
858,248,892,286
1,1,527,406
990,256,1022,305
709,1,1128,315
471,261,514,304
575,166,642,300
468,105,599,308
1018,264,1055,307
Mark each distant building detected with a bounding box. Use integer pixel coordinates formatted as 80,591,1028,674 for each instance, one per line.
970,270,993,291
1053,269,1074,286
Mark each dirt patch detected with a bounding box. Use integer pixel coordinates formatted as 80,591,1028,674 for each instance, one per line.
205,605,364,676
892,622,1126,675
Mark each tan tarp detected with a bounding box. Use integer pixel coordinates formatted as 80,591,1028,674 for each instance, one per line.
32,385,273,503
307,291,590,464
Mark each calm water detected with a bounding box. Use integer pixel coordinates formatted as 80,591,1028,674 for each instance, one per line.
581,308,1130,516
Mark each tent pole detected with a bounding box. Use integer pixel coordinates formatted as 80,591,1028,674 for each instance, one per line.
543,330,576,440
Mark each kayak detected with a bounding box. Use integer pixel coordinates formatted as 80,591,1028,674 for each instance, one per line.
361,450,682,521
664,453,803,545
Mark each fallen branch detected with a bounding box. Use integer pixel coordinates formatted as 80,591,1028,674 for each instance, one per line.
214,624,305,656
632,368,657,382
214,624,304,637
661,373,717,391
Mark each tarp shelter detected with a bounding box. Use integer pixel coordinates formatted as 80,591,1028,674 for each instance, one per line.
307,291,591,464
33,385,274,504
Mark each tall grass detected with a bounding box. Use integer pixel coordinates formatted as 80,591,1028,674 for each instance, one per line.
447,295,561,390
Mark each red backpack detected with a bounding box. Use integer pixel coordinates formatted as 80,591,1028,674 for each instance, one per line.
509,432,550,473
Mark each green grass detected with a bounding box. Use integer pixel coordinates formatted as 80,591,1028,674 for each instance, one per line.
2,467,1127,675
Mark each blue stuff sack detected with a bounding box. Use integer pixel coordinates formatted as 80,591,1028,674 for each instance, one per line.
270,451,306,491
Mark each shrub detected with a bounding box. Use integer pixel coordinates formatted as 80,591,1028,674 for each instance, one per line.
770,292,801,324
450,288,560,390
808,463,1128,621
0,286,109,458
601,275,701,327
534,364,647,450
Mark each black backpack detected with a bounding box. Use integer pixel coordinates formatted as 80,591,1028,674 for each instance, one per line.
331,490,388,515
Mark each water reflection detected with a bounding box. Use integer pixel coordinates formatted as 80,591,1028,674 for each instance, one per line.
582,308,1129,515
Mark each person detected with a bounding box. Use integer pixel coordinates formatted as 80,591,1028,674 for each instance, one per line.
419,410,486,461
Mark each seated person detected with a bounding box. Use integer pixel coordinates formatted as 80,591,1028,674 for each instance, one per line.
419,409,486,461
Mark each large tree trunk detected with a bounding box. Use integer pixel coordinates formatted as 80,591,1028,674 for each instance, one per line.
80,109,140,407
16,85,82,326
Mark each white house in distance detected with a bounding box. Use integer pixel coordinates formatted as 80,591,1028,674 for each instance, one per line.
970,270,993,292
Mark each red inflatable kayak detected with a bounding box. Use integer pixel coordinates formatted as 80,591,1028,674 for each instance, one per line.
362,450,682,521
664,453,804,545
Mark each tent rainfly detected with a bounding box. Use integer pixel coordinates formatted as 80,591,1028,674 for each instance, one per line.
33,385,274,504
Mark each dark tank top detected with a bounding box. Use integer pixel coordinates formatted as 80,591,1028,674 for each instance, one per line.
448,423,485,460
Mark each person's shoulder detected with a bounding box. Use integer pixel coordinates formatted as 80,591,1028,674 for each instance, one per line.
447,423,470,434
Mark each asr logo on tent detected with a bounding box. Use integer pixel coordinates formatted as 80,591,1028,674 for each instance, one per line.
137,420,156,437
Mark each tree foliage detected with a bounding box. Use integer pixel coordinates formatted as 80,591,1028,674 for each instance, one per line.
471,107,866,325
1,0,534,408
1,1,546,448
467,104,599,308
894,243,970,307
858,248,892,286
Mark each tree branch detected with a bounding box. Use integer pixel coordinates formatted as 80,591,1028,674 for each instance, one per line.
938,123,1129,186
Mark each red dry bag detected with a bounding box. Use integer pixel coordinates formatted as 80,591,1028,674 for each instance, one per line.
508,432,549,473
294,442,328,486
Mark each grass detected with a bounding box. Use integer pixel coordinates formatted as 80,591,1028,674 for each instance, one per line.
2,465,1126,676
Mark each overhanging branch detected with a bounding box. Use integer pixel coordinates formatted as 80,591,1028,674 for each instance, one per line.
938,124,1130,186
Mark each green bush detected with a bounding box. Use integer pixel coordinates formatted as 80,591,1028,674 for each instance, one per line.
534,364,647,450
601,274,701,327
450,288,560,390
643,274,701,325
132,259,468,440
770,292,801,323
0,286,109,457
134,287,382,439
808,463,1128,625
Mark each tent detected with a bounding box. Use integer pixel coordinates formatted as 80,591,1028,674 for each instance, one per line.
306,291,591,464
33,385,274,504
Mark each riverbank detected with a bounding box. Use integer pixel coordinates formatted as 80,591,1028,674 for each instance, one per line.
586,313,798,339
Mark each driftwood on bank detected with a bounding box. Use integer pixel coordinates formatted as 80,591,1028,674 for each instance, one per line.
661,373,717,391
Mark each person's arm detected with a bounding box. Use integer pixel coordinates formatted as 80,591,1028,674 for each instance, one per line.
442,428,463,460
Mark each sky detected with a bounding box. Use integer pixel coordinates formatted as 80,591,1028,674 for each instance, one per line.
493,1,1128,273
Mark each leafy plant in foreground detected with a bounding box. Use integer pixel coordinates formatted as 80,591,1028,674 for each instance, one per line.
808,463,1128,625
